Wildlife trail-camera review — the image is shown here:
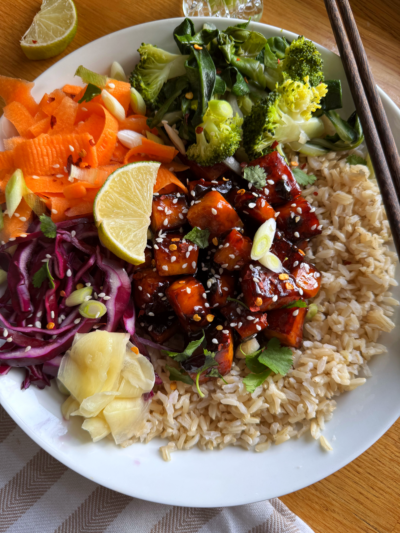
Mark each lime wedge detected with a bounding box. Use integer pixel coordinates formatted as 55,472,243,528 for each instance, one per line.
20,0,78,60
94,162,160,265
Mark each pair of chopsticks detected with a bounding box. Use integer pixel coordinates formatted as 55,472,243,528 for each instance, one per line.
324,0,400,258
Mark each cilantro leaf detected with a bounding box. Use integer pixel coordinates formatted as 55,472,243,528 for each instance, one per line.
39,214,57,239
245,352,266,374
203,348,216,357
184,227,210,249
243,165,267,189
243,369,271,393
258,338,293,376
285,300,308,309
227,297,249,309
292,167,317,186
346,154,367,166
165,365,194,385
78,83,102,103
162,332,205,362
32,262,54,289
195,357,219,397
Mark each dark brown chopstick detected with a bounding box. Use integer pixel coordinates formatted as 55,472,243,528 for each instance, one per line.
324,0,400,258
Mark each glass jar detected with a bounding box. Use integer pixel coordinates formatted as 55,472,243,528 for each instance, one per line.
182,0,263,22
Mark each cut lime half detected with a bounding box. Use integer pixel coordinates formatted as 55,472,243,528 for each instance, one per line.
94,161,160,265
20,0,78,60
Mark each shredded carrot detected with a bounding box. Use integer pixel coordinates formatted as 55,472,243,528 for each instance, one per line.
124,138,178,164
65,201,94,217
25,176,70,193
63,182,87,199
62,84,84,96
38,89,65,116
49,96,78,135
3,137,26,151
0,151,14,172
119,115,151,134
27,116,51,137
154,166,188,195
0,199,32,242
110,142,128,163
3,102,35,137
13,133,98,175
161,160,190,173
0,75,38,116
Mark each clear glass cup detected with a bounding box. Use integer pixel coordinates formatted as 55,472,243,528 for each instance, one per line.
182,0,263,22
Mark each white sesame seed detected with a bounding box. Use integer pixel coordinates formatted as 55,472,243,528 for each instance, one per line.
157,206,163,211
84,295,91,301
14,213,20,218
248,183,252,189
211,208,217,215
37,311,42,318
222,287,229,291
310,207,316,213
52,209,58,214
267,180,274,185
32,175,40,180
171,257,176,262
311,224,317,230
202,293,207,299
20,217,27,222
24,345,32,352
156,238,163,243
41,259,49,263
185,252,190,258
64,167,68,173
163,218,168,226
191,191,196,197
224,243,230,248
56,174,64,178
222,329,229,334
7,337,13,342
212,338,219,344
261,199,266,207
205,303,210,308
192,261,196,268
148,312,155,316
294,232,300,238
82,107,87,112
293,261,299,267
297,207,302,214
221,264,228,268
247,316,254,320
293,309,299,316
186,287,191,294
74,318,81,324
298,288,304,295
272,295,278,302
291,203,296,207
318,225,323,230
162,266,168,271
2,328,7,338
103,296,111,300
274,212,280,218
71,230,76,237
51,311,55,319
238,322,243,328
98,292,105,298
256,325,262,331
52,164,60,168
1,241,5,245
295,216,300,223
182,263,188,268
248,202,256,208
138,286,142,291
108,82,115,89
66,269,72,277
315,272,320,278
230,322,237,327
178,214,184,219
46,254,51,259
291,212,295,219
173,198,178,204
229,254,235,259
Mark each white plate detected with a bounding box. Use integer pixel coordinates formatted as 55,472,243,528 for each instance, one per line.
1,17,400,508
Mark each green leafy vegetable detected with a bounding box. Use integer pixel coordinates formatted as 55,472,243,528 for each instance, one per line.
185,46,216,127
267,36,289,59
346,154,367,166
162,332,205,362
147,76,189,129
165,365,194,385
243,369,271,393
263,43,279,69
184,227,210,248
292,167,317,186
258,338,293,376
195,354,218,397
285,300,308,308
32,262,55,289
243,165,267,189
220,66,250,96
78,83,102,104
319,79,342,111
245,352,266,374
226,297,249,309
39,214,57,239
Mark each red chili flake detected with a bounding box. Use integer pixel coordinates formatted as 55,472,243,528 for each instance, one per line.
89,139,96,146
138,310,145,317
50,115,57,128
240,162,248,168
271,141,279,149
277,59,281,64
313,191,318,196
216,69,222,75
32,40,37,44
301,163,307,169
236,57,240,61
47,97,55,104
196,126,204,134
244,77,248,83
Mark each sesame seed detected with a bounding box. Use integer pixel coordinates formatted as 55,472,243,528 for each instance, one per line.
211,208,218,216
222,287,229,291
7,337,13,342
293,309,299,316
74,318,81,324
162,266,168,271
171,256,176,262
82,107,87,111
229,254,235,259
84,295,91,301
191,190,196,197
261,199,266,207
148,312,155,316
315,272,320,278
52,209,58,214
108,82,115,89
274,212,280,217
71,230,76,237
297,208,302,214
56,174,64,178
310,207,316,213
182,263,188,268
14,213,20,218
138,286,142,291
238,322,243,328
311,224,317,230
291,203,296,207
298,288,304,295
173,198,178,204
256,325,262,331
51,311,55,319
248,202,256,208
295,216,300,223
32,175,40,180
24,345,32,352
212,338,219,344
163,218,168,226
154,244,159,250
291,212,295,219
318,225,323,230
294,232,300,238
205,303,210,308
221,264,228,268
293,261,299,267
272,295,278,302
192,261,196,268
66,269,72,277
41,259,49,263
247,316,254,320
2,329,7,337
156,238,163,243
52,164,60,168
157,206,163,211
267,180,274,185
178,214,184,219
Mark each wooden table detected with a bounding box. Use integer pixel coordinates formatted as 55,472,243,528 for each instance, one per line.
1,0,399,531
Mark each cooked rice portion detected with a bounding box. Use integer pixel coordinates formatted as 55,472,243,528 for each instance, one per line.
125,153,398,459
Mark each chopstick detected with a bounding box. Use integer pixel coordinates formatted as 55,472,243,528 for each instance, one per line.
324,0,400,258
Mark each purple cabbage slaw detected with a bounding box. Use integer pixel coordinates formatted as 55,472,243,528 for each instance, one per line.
0,217,140,389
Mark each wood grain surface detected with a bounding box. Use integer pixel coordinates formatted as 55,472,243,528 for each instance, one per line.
0,0,399,531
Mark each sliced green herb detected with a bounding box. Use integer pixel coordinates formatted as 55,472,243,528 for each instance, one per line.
242,165,267,189
292,167,317,186
184,227,210,248
243,369,271,393
346,154,367,166
165,365,194,385
39,214,57,239
285,300,308,309
258,338,293,376
78,83,102,103
32,262,54,289
162,332,205,362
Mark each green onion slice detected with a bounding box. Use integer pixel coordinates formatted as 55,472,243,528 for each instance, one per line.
251,218,276,260
306,303,318,320
130,87,146,116
79,300,107,319
65,287,93,307
258,251,283,273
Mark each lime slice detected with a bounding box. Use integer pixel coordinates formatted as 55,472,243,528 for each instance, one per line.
94,162,160,265
20,0,78,60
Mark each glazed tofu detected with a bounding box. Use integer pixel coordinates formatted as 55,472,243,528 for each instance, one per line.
132,269,172,315
179,155,227,181
166,277,210,333
182,324,234,382
213,229,252,271
139,313,180,344
231,190,275,224
248,151,301,206
220,302,268,339
151,193,188,232
276,196,321,241
241,264,300,312
188,178,232,201
132,245,153,273
154,232,198,277
187,191,243,237
208,272,236,308
264,307,307,348
291,262,321,298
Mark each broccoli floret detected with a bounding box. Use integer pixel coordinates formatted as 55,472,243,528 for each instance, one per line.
279,36,324,87
186,100,243,166
243,78,327,160
129,44,188,109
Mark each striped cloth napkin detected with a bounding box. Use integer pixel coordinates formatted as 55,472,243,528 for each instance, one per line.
0,406,313,533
